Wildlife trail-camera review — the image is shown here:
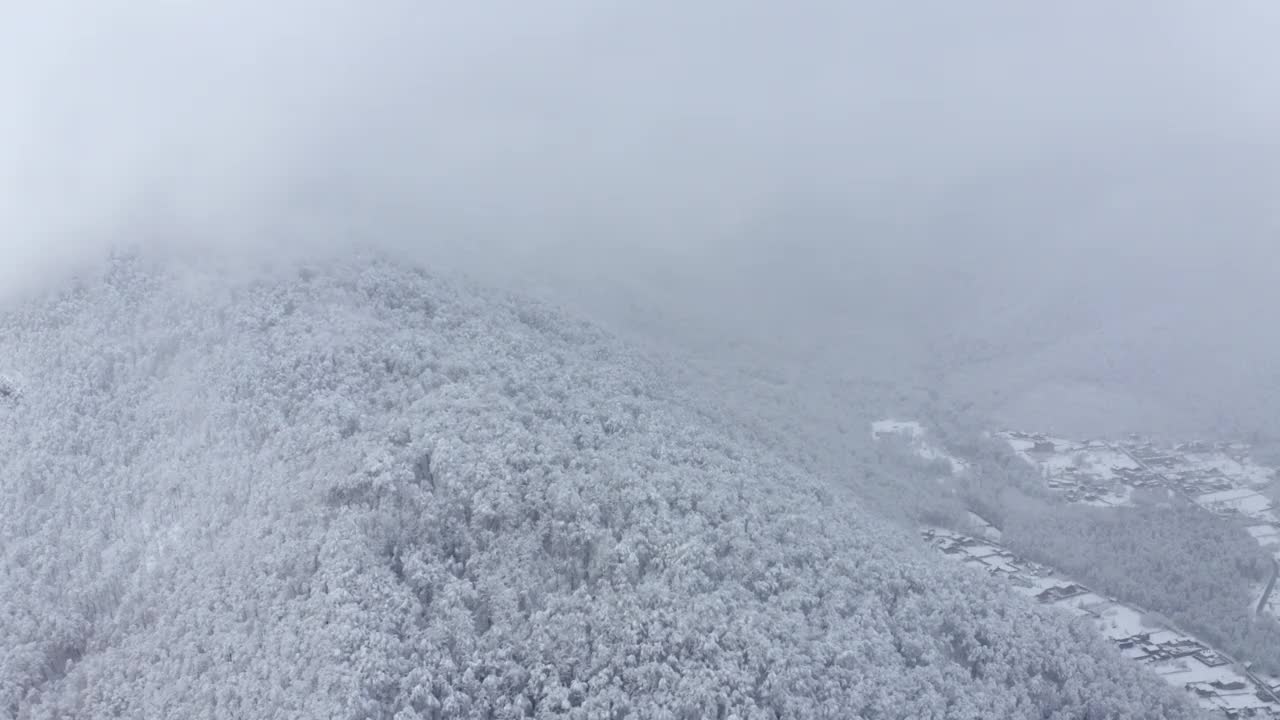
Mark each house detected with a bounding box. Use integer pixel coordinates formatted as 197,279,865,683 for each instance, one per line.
1118,634,1149,650
1152,640,1205,661
1211,679,1248,692
1190,685,1215,698
1036,584,1089,603
1195,649,1228,667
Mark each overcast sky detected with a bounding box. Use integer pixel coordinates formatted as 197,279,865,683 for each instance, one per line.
2,2,1278,418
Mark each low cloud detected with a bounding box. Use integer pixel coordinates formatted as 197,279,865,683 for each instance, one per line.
3,2,1278,357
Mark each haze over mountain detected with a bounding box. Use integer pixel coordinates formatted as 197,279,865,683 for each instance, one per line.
5,2,1279,438
4,2,1280,718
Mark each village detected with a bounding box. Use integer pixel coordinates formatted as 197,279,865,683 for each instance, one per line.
922,526,1280,718
997,432,1276,515
996,430,1280,611
872,419,1280,716
992,430,1280,716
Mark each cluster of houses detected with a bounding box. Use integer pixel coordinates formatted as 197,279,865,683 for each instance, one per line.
1126,438,1275,498
998,432,1280,587
997,431,1151,506
922,527,1280,718
998,431,1276,507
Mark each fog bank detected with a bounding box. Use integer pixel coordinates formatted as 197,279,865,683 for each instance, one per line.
3,1,1279,433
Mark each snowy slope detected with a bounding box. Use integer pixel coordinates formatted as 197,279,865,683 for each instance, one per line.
0,252,1201,719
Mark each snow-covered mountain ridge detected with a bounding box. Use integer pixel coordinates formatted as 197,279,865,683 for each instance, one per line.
0,252,1200,718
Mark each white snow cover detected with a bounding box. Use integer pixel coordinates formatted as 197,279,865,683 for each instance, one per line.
1038,448,1140,482
871,419,926,440
1197,488,1274,519
0,253,1200,719
871,418,970,474
1247,525,1280,547
1184,453,1276,487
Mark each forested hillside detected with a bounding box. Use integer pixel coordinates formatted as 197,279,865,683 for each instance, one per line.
0,253,1203,718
